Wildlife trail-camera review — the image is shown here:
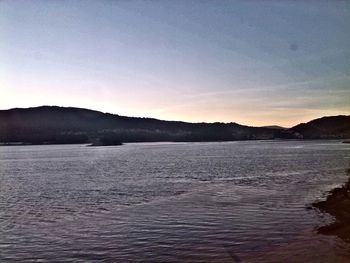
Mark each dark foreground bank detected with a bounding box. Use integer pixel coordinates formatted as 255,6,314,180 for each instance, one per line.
313,168,350,242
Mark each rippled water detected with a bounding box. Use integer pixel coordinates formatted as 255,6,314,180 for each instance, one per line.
1,141,350,262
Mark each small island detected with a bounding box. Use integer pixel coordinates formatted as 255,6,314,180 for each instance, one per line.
88,136,123,147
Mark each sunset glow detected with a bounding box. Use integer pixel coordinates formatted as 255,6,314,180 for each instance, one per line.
1,0,349,127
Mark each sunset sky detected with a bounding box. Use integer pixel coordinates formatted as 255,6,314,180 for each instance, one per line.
1,0,349,127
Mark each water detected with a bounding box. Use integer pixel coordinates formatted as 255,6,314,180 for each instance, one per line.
1,140,350,262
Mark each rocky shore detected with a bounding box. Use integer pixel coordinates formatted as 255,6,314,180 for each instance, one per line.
313,168,350,242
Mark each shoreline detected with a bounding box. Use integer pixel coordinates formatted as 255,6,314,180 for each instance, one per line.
313,168,350,242
0,138,348,147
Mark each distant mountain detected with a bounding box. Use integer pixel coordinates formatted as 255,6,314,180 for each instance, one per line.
0,106,348,145
0,106,277,144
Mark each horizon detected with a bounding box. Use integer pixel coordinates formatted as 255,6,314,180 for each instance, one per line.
1,1,350,126
2,104,350,128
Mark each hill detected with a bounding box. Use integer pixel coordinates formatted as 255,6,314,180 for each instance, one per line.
0,106,277,144
290,115,350,139
0,106,348,144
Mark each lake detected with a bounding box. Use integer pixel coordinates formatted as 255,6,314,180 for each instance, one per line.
1,140,350,262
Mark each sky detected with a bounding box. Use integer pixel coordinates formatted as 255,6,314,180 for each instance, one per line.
1,0,349,127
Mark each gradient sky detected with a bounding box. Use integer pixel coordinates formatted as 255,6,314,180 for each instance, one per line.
1,0,350,127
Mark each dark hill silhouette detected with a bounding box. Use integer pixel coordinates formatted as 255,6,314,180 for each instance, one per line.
290,115,350,139
0,106,349,144
0,106,277,144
